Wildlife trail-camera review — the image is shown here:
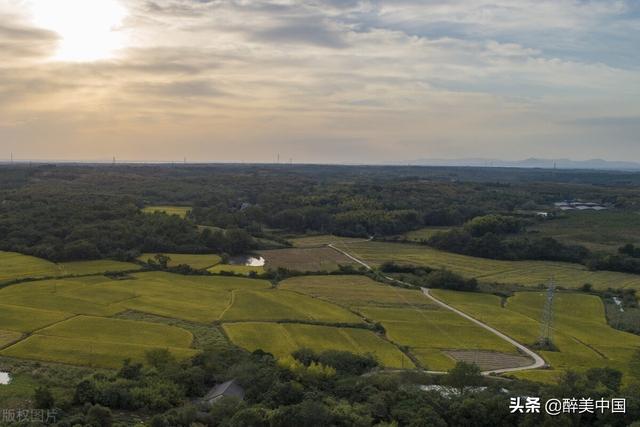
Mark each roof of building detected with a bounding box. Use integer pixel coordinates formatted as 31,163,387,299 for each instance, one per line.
204,379,245,404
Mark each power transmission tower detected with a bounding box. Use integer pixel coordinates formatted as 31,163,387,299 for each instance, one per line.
538,278,556,349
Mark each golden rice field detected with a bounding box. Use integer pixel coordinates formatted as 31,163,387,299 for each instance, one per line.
432,289,640,383
223,322,413,369
0,315,197,368
220,289,363,323
280,275,521,371
0,251,141,284
336,241,640,290
0,271,404,368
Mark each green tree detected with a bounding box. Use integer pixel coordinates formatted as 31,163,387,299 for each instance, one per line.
87,404,113,427
34,386,55,409
630,348,640,380
443,362,483,393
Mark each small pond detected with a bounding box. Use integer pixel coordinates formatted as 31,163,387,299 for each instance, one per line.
228,255,265,267
0,372,10,385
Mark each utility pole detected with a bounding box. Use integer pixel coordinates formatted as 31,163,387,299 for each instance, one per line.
538,278,556,349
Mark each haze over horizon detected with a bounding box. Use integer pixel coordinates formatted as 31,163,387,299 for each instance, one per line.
1,0,639,163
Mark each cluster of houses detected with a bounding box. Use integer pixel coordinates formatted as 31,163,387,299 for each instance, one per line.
553,201,609,211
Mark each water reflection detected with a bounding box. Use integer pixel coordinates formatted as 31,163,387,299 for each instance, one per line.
0,372,10,385
228,255,265,267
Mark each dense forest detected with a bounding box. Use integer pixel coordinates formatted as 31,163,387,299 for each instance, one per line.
2,164,640,263
21,345,640,426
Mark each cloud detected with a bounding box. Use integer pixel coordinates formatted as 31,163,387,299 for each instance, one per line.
0,0,639,162
0,21,58,58
251,18,348,48
128,79,225,98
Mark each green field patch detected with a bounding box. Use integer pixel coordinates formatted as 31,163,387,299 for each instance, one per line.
403,227,455,242
37,315,194,348
0,304,72,333
221,289,363,323
142,205,191,218
223,322,412,368
0,251,60,283
0,372,42,408
433,290,640,379
1,335,198,369
138,253,222,269
339,241,640,290
280,275,431,307
208,264,265,275
530,210,640,253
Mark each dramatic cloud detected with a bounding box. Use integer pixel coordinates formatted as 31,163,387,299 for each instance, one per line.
0,0,639,162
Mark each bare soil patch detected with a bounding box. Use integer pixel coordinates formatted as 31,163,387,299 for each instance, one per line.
445,350,533,371
259,247,357,272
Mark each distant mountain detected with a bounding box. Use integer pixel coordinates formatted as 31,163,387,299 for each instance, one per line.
407,158,640,171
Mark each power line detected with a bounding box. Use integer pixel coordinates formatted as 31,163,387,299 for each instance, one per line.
538,278,556,349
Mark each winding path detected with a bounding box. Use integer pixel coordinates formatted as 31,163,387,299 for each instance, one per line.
329,240,546,375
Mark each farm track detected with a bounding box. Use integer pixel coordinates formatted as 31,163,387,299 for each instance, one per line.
328,241,546,375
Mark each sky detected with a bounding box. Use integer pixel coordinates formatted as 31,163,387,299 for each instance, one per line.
0,0,639,163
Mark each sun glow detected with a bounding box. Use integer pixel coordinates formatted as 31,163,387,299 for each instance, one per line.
29,0,127,61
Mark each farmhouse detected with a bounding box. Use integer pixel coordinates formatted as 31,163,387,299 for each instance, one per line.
203,379,245,406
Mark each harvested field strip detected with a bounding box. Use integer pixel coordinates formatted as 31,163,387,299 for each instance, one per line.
445,350,532,372
289,235,371,248
259,247,357,272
